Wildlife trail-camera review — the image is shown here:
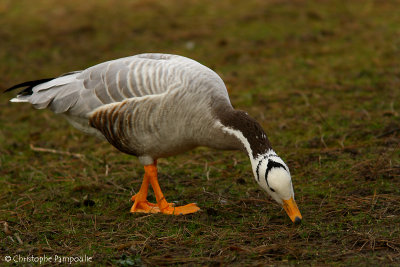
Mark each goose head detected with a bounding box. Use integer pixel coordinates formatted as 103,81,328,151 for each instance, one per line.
252,152,302,224
217,110,302,223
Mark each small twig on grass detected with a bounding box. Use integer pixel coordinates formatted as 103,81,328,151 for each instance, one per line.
14,233,23,244
376,128,400,138
3,222,12,236
44,235,51,248
106,179,128,192
29,143,86,161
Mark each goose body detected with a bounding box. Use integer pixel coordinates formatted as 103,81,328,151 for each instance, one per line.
7,53,302,222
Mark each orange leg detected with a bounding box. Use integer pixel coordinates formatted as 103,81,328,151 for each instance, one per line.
130,169,160,213
130,162,200,215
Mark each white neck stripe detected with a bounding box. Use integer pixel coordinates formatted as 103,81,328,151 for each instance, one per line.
217,122,253,159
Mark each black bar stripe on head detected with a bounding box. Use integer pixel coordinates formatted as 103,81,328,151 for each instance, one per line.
255,152,279,182
265,160,288,187
255,154,268,181
267,160,288,173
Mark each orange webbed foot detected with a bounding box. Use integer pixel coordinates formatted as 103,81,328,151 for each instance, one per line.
130,194,175,213
130,195,160,213
159,203,200,215
130,162,201,216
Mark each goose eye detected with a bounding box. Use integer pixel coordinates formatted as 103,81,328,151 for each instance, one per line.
270,187,275,192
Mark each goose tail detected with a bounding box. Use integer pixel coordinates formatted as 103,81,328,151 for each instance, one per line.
5,78,55,102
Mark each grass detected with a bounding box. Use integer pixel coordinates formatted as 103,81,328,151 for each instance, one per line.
1,0,400,265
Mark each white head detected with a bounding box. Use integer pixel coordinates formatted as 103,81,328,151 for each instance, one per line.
218,123,302,223
251,150,302,223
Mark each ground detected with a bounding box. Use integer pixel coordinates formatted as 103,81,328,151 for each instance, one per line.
0,0,399,266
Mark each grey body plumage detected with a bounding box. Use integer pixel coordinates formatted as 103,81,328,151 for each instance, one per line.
6,53,302,221
9,53,244,164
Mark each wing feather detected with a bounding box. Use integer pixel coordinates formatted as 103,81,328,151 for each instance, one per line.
8,53,230,119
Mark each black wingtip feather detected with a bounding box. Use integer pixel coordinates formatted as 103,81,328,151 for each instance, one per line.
4,78,55,95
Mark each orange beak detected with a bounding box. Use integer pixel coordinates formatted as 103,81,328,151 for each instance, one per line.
282,197,302,224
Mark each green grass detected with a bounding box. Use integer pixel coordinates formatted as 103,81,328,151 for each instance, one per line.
1,0,400,265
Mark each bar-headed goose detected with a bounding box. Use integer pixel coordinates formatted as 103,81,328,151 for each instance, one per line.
6,53,302,223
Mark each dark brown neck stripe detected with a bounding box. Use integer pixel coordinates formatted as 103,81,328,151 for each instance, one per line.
217,108,272,158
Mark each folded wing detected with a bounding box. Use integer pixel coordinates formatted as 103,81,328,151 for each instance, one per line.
8,54,180,117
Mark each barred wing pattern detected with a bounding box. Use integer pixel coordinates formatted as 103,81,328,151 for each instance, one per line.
10,53,234,161
69,54,182,116
13,53,226,116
